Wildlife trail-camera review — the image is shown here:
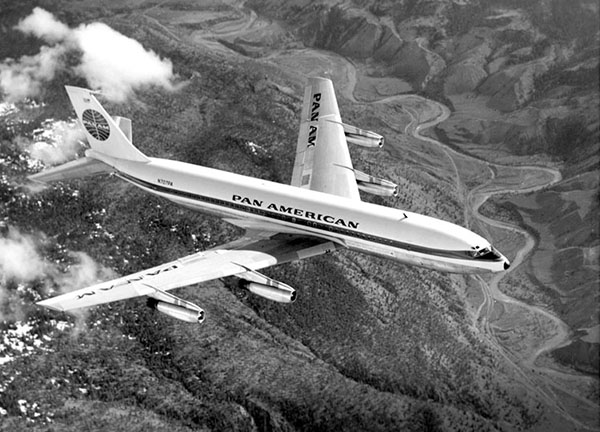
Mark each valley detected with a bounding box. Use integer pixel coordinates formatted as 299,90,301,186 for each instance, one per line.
0,0,597,431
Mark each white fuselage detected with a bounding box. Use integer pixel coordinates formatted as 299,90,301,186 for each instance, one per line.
112,157,509,273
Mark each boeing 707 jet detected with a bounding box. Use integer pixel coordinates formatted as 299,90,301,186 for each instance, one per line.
32,77,510,323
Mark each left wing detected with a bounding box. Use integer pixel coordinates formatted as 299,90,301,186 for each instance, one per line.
37,233,337,312
291,77,361,200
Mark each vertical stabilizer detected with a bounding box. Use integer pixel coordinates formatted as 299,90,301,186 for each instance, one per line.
65,86,148,162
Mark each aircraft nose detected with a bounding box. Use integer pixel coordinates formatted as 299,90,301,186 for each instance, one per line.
503,260,511,270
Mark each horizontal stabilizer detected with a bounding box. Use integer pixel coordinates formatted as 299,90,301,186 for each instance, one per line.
28,157,113,183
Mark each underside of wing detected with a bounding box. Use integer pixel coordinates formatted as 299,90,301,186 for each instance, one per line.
38,233,337,312
291,77,360,200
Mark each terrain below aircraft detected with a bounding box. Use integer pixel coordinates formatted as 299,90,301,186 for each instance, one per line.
32,77,510,323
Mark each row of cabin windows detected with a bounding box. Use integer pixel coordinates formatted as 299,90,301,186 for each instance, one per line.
129,174,494,262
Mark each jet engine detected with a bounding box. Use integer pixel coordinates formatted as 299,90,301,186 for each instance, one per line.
239,280,296,303
147,297,205,324
236,268,297,303
354,169,398,197
327,120,384,148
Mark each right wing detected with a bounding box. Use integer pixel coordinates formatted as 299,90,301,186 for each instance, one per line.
37,233,337,312
291,77,361,200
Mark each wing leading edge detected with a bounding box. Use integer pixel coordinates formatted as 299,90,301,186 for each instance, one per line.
291,77,360,200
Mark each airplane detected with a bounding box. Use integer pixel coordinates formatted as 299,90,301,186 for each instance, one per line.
31,77,510,324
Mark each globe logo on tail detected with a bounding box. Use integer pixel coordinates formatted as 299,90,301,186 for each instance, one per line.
82,109,110,141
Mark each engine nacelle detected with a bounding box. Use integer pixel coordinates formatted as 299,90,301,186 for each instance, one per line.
147,298,205,324
354,169,398,197
239,280,297,303
357,182,398,197
346,132,384,148
236,268,297,303
330,121,384,148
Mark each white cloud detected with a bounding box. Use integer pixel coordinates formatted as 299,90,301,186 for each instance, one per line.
15,7,70,43
0,227,114,290
27,119,85,166
74,22,174,102
50,251,116,333
0,8,175,102
0,226,116,322
56,251,115,293
0,45,66,101
0,227,47,282
0,226,116,326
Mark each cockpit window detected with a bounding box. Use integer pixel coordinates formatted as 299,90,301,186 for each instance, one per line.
471,246,503,261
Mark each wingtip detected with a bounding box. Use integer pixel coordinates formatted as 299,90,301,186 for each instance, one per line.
308,76,332,84
36,299,65,312
64,85,101,96
27,171,50,184
64,85,86,93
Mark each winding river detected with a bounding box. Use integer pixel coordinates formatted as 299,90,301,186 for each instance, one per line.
325,45,596,428
400,95,598,428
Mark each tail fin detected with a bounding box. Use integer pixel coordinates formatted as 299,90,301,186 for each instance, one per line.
65,86,148,163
